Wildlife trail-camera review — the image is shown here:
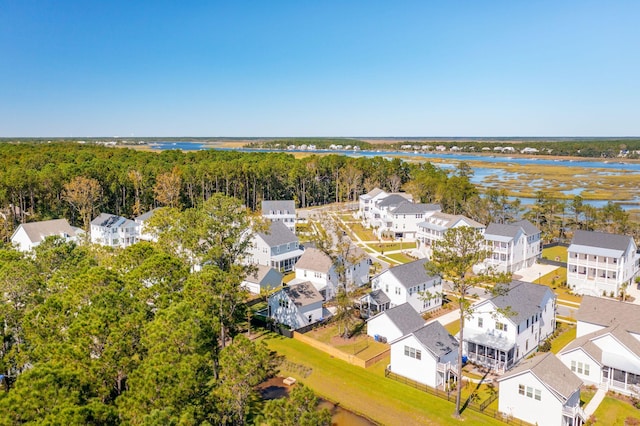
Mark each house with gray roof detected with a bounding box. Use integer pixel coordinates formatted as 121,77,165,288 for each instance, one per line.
90,213,138,248
558,296,640,396
566,230,639,298
358,289,391,318
135,208,160,242
464,280,556,372
261,200,296,234
498,352,585,426
483,219,541,274
290,246,369,300
369,258,442,314
268,281,324,330
416,212,485,258
240,264,283,295
246,221,303,272
388,321,458,389
11,218,81,252
366,302,424,342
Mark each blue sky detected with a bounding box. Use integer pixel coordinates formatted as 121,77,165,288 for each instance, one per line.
1,1,639,137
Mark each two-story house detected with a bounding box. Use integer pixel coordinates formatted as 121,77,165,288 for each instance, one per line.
368,258,442,314
358,187,387,222
381,201,441,241
268,281,324,330
246,221,303,272
366,302,425,343
90,213,139,248
11,218,81,252
290,247,369,300
483,220,541,274
558,296,640,395
261,200,296,234
566,230,640,297
416,213,485,259
498,352,585,426
240,264,283,295
464,280,556,372
135,208,160,242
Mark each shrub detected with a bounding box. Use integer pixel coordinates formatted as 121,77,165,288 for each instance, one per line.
538,339,552,352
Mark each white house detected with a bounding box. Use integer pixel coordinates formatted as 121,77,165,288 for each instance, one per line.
388,321,458,389
261,200,296,234
240,265,283,295
558,296,640,395
290,247,369,300
366,303,424,343
134,208,160,242
416,213,485,259
268,281,324,330
246,221,304,272
369,258,442,314
358,188,415,233
358,289,391,318
498,352,585,426
566,230,640,298
358,187,387,221
11,218,80,252
464,280,556,372
90,213,139,248
380,201,441,241
483,220,541,274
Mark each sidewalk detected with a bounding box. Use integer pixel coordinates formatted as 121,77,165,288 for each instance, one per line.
583,387,606,417
426,308,461,327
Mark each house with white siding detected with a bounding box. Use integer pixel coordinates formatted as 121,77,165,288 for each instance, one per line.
566,230,640,298
246,221,304,272
11,218,80,252
90,213,139,248
464,280,556,372
261,200,296,234
380,201,441,241
388,321,458,389
240,265,283,295
498,352,585,426
366,303,424,343
268,281,324,330
368,258,442,314
483,220,541,274
558,296,640,395
135,208,160,242
416,213,485,259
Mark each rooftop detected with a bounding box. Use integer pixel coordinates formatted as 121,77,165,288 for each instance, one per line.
383,258,439,289
283,281,324,307
576,295,640,334
409,321,459,358
486,280,554,325
370,303,424,336
570,230,633,252
14,218,76,244
257,221,299,247
294,247,333,273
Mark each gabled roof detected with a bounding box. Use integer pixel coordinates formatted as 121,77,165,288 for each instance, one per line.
418,212,484,231
262,200,295,215
376,194,412,208
243,264,283,286
369,303,424,335
576,296,640,334
295,248,333,273
12,219,76,244
394,321,458,359
485,220,539,240
391,202,440,215
569,230,633,254
499,352,582,403
367,289,391,305
283,281,323,307
257,221,298,247
91,213,135,228
135,208,159,223
485,280,554,325
361,187,385,199
383,258,438,289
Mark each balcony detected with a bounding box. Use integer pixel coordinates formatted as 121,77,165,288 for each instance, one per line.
562,405,586,421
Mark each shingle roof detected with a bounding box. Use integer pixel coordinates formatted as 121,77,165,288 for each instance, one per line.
368,289,391,305
570,230,633,252
362,187,385,199
14,219,76,244
376,194,412,208
386,258,438,289
411,322,459,358
284,281,323,307
499,352,582,402
135,208,159,223
485,220,539,239
294,248,333,273
372,303,424,336
91,213,135,228
576,295,640,334
257,221,298,247
419,212,484,230
487,280,554,325
244,264,283,285
261,200,295,215
391,202,440,215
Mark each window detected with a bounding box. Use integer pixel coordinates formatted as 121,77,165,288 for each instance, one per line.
518,384,525,395
478,318,484,328
404,345,422,360
534,389,541,401
495,322,507,331
584,364,590,376
526,386,533,398
571,360,576,372
395,287,401,295
385,284,389,293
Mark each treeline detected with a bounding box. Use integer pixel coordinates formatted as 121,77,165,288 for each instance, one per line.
246,138,374,150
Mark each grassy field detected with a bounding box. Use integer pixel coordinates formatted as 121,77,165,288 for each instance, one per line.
370,242,417,253
538,267,583,303
592,394,640,425
549,324,576,354
350,223,378,241
385,252,416,264
542,245,568,263
445,320,461,336
262,333,504,426
304,323,389,360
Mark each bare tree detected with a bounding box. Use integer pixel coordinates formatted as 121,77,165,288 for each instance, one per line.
62,176,102,230
154,167,182,208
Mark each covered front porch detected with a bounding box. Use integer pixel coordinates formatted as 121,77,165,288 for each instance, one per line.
358,289,391,319
465,333,516,373
601,365,640,395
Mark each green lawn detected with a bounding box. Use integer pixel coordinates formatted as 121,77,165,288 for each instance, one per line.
592,395,640,425
550,324,576,354
282,272,296,283
538,267,583,303
304,323,389,360
349,223,378,241
370,242,417,253
385,252,416,264
262,333,504,426
445,320,461,336
580,386,597,408
542,245,568,263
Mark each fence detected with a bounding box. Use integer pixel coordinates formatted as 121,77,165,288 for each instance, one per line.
292,331,390,369
384,370,535,426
